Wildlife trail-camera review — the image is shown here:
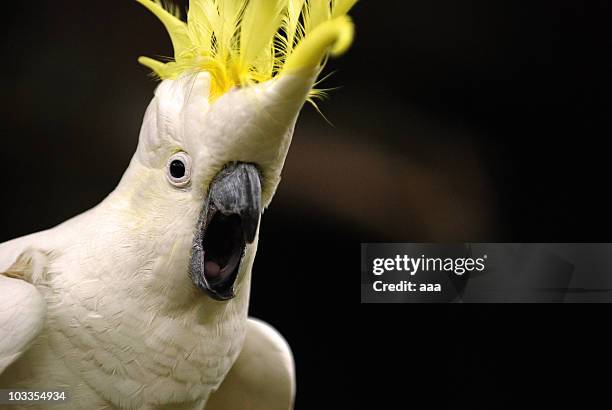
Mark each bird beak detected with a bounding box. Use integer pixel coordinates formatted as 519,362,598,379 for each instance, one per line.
190,162,262,301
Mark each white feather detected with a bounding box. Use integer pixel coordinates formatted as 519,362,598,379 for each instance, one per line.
0,70,315,409
0,276,46,374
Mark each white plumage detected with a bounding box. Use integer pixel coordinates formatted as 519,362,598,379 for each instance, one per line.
0,70,316,409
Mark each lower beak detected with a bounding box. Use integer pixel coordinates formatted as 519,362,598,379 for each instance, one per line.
190,162,262,301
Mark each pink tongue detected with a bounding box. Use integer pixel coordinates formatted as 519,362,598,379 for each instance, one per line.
204,261,222,279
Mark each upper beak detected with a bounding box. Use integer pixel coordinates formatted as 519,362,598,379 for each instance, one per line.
209,162,262,244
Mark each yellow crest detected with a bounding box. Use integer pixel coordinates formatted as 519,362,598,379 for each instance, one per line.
137,0,357,101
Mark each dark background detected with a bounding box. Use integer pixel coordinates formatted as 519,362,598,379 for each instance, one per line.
1,1,611,408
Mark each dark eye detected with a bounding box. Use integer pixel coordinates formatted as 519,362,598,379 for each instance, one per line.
166,152,192,187
170,160,186,178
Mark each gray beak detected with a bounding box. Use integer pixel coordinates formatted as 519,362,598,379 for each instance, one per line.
190,163,262,301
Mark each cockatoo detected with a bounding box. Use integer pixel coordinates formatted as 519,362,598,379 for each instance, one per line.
0,0,356,409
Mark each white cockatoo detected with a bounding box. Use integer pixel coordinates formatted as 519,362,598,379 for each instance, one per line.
0,0,356,408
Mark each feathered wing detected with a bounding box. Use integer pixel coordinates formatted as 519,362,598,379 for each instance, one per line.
0,249,48,374
205,318,295,410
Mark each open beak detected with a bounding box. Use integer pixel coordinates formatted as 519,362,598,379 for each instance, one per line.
190,162,262,301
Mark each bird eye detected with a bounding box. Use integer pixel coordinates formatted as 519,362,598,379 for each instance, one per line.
166,152,192,187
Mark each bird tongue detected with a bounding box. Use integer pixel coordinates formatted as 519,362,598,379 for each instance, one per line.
204,261,221,279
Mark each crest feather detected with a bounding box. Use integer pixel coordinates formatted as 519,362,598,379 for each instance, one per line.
136,0,357,100
136,0,190,56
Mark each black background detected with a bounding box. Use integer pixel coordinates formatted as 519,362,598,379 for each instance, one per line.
1,1,611,408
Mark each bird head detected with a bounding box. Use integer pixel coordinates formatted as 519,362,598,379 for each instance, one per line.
119,0,355,302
